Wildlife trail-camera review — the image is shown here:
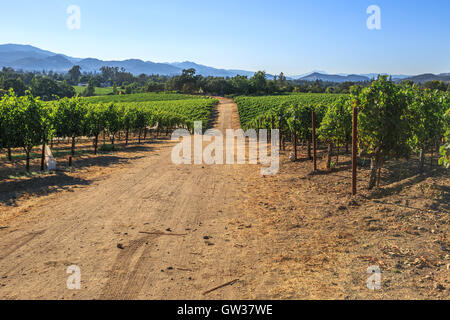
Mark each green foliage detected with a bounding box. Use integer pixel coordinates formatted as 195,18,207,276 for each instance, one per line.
85,103,107,138
120,98,218,131
405,86,446,157
354,76,409,159
250,71,268,95
84,92,200,104
285,104,314,141
0,90,21,151
2,78,26,96
439,105,450,168
59,80,76,98
236,77,448,190
103,103,123,138
53,97,88,139
73,85,113,96
423,80,447,92
30,77,75,101
68,65,81,84
236,93,348,130
0,90,51,170
15,94,51,152
318,97,352,146
1,89,217,171
83,79,96,97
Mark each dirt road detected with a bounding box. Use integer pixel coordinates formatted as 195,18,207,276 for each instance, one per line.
0,98,260,300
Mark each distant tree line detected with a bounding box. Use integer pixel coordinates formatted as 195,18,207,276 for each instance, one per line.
1,66,449,101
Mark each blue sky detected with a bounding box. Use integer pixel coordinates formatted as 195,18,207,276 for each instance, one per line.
1,0,449,75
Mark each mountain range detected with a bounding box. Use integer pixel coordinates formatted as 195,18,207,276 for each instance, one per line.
0,44,449,83
297,72,371,83
0,44,257,78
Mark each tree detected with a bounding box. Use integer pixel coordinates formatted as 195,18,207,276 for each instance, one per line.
354,76,409,189
31,77,60,101
267,80,279,94
68,65,81,84
83,79,95,97
58,80,76,98
278,72,287,87
250,71,268,94
230,75,250,95
180,68,198,93
144,81,164,93
112,82,118,95
2,78,26,96
424,80,447,92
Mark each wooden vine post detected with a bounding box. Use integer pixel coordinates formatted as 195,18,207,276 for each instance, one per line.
312,110,317,172
271,115,275,139
278,116,282,151
293,115,297,160
41,142,46,171
352,104,358,195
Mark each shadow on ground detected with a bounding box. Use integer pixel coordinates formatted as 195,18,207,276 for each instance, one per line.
0,172,90,205
0,153,148,205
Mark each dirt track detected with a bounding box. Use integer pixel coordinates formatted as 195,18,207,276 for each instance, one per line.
0,98,261,300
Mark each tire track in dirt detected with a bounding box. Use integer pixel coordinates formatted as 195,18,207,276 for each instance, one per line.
100,235,158,300
0,230,45,260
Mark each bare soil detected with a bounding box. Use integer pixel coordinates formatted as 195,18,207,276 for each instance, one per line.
0,98,448,300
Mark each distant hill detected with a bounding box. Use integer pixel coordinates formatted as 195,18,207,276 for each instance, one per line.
403,73,450,84
169,61,256,78
291,72,412,82
359,73,411,81
11,55,74,71
290,70,328,79
77,58,181,76
0,44,447,83
0,44,258,77
297,72,370,83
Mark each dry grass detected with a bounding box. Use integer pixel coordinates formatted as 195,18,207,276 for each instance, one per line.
234,146,449,299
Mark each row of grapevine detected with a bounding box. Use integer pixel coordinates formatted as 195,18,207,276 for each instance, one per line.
236,76,449,189
84,92,202,104
235,93,348,130
0,90,218,171
438,105,450,168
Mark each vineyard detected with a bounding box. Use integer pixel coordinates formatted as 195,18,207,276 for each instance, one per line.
84,92,202,104
236,76,449,190
0,91,217,172
235,93,348,130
